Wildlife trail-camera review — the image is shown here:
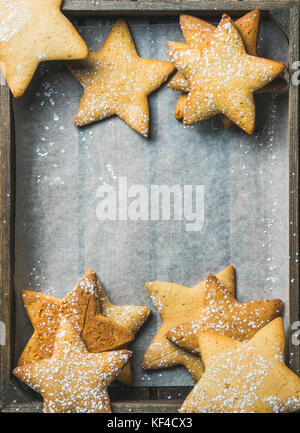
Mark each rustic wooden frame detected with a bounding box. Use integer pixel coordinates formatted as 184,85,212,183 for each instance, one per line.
0,1,299,413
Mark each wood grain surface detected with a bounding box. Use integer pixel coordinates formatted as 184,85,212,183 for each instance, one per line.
0,75,14,411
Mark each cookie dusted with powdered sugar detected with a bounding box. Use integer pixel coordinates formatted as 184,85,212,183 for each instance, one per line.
167,15,285,134
141,266,235,381
168,11,286,127
18,269,134,366
0,0,88,97
168,12,285,112
180,318,300,413
14,318,131,413
166,273,282,355
68,18,174,137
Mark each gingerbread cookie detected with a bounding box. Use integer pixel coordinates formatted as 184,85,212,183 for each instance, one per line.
0,0,88,97
14,318,131,413
68,18,174,136
180,318,300,413
18,269,134,366
141,266,235,381
166,273,282,354
167,15,285,134
168,12,286,126
168,11,260,127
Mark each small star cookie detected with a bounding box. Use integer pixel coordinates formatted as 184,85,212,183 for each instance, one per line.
166,273,282,354
18,268,134,366
167,15,285,134
14,318,131,413
180,318,300,413
0,0,88,97
141,266,235,381
68,18,175,136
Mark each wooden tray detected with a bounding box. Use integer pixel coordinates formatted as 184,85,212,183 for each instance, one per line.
0,1,299,413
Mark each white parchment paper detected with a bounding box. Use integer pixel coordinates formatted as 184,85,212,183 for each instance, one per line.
13,18,289,387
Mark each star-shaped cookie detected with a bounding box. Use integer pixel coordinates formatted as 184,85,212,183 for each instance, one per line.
96,274,151,386
166,273,282,354
167,15,285,134
18,268,134,366
0,0,88,97
180,318,300,413
168,11,261,92
68,18,175,136
167,11,286,127
168,11,257,127
141,266,235,381
14,318,131,413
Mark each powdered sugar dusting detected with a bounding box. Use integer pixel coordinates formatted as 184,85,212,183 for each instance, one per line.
18,269,132,365
168,275,282,354
0,0,31,43
149,293,163,312
264,396,300,413
167,17,284,133
181,342,300,413
70,19,173,136
14,318,131,413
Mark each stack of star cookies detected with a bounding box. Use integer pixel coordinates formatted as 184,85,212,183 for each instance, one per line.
166,11,286,134
0,4,287,137
142,267,300,412
13,269,151,413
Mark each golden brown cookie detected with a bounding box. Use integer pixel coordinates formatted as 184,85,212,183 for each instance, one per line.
14,318,131,413
68,18,174,136
168,12,286,127
141,266,235,381
168,11,259,128
18,269,134,366
0,0,88,97
168,11,260,91
166,273,282,354
167,15,285,134
180,318,300,413
96,275,151,386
